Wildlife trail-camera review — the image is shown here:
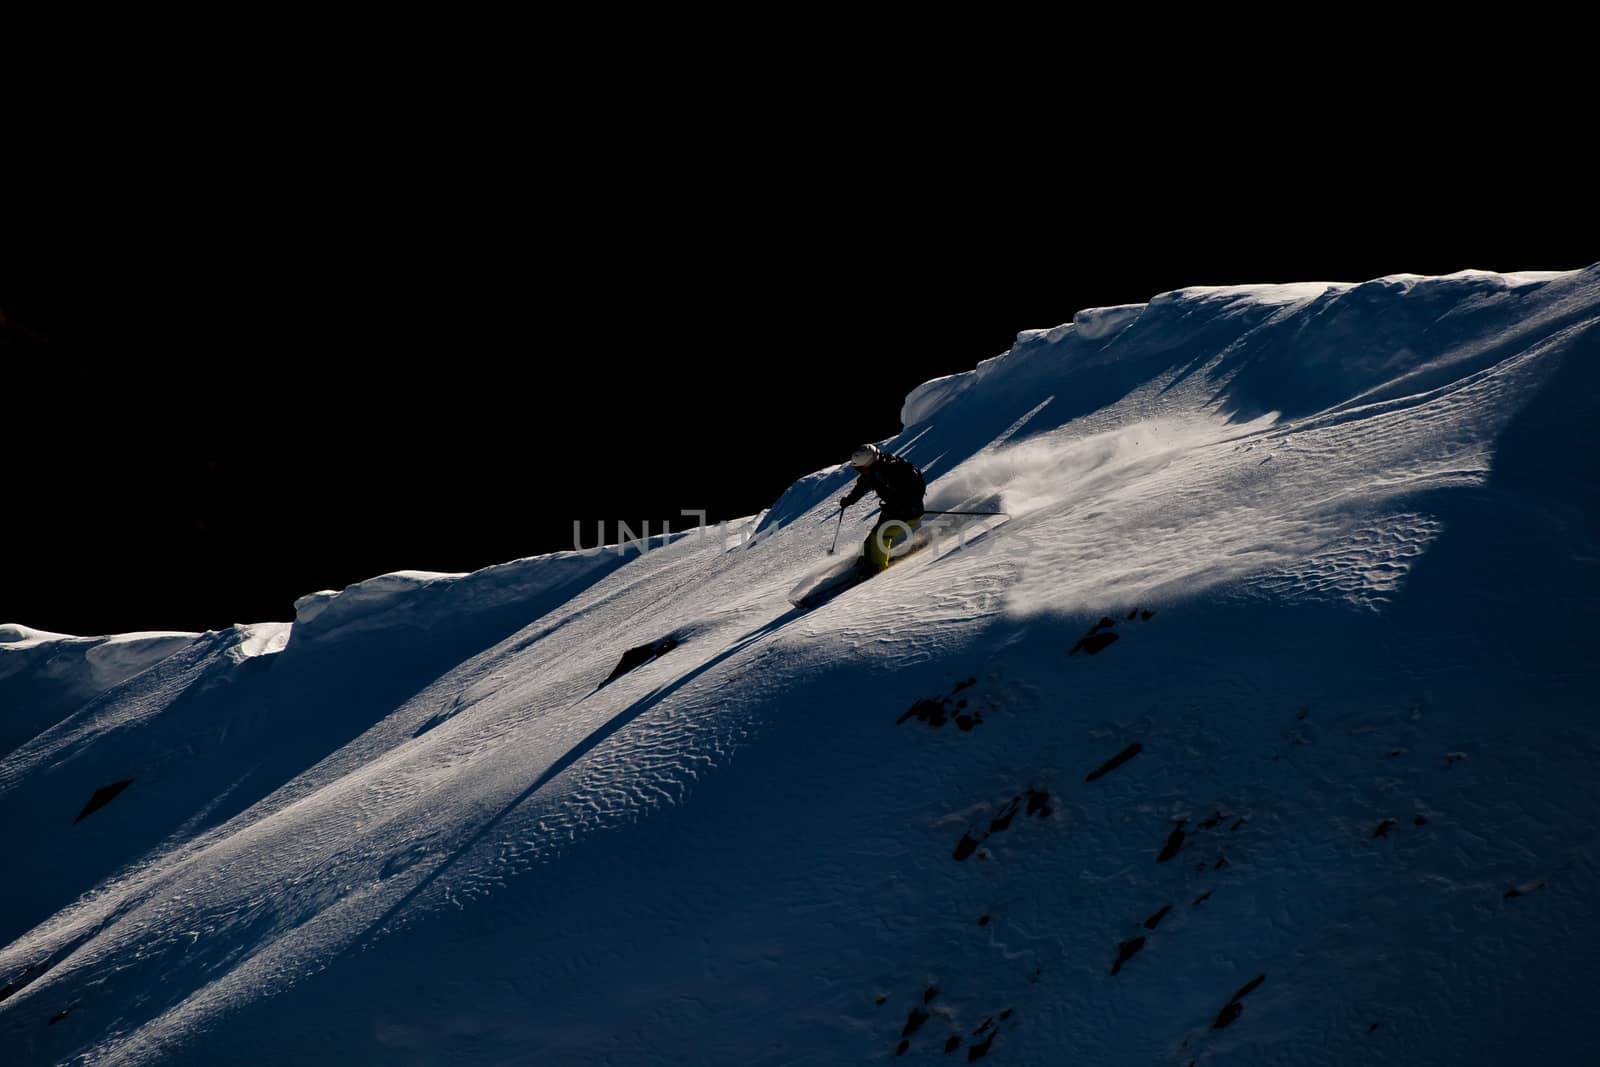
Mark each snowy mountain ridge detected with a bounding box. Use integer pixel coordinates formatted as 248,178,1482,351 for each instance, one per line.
4,265,1598,1065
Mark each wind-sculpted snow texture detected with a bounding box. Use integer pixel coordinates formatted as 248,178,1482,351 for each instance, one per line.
3,267,1598,1065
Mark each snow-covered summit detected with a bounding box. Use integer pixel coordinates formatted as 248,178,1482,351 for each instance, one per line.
0,625,199,759
3,265,1598,1065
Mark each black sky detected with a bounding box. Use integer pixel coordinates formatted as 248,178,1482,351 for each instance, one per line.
3,115,1592,635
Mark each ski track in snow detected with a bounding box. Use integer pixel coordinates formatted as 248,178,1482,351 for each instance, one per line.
3,266,1598,1065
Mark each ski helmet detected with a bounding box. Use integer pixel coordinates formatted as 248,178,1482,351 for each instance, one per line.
850,444,880,468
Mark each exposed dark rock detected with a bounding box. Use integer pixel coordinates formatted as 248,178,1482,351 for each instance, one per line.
902,678,990,730
601,636,680,687
1025,789,1051,817
1158,823,1187,863
899,698,950,728
1229,974,1267,1003
0,961,46,1004
1085,743,1143,782
1144,904,1173,930
964,790,1053,857
989,798,1021,834
945,1035,962,1053
1070,632,1120,656
1111,936,1147,976
1211,973,1267,1029
903,1008,930,1037
1069,615,1126,655
967,1030,997,1061
411,709,459,738
73,779,135,825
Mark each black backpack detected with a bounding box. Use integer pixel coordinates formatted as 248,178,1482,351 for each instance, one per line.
876,453,925,501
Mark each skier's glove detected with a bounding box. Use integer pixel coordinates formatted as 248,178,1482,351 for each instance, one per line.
839,497,851,509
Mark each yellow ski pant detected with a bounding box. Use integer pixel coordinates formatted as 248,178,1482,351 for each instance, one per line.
863,514,923,573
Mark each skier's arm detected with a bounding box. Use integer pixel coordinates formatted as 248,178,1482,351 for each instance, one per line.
840,474,868,507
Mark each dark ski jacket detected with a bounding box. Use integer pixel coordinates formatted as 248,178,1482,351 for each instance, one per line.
842,452,925,519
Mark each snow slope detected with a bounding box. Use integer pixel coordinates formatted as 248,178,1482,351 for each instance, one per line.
3,266,1597,1065
0,626,200,760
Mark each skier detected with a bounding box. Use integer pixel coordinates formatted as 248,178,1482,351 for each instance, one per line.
839,444,926,573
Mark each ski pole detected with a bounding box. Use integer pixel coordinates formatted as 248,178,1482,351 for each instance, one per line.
827,505,846,554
